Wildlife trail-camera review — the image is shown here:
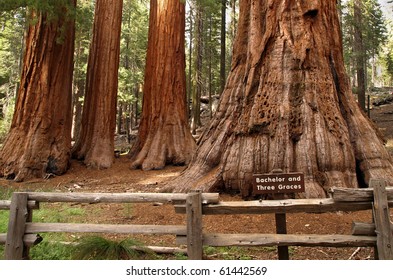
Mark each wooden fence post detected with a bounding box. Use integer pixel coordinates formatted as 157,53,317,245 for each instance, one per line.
371,179,393,260
5,193,29,260
186,191,203,260
23,199,38,260
275,210,289,260
271,169,289,260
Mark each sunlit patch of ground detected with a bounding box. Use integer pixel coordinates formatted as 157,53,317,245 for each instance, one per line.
137,170,182,186
385,139,393,156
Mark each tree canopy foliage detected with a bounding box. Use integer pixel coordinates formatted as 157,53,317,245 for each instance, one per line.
1,0,75,15
342,0,388,88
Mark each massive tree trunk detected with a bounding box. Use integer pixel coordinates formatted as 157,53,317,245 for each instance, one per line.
72,0,123,169
168,0,393,198
129,0,196,170
0,4,76,181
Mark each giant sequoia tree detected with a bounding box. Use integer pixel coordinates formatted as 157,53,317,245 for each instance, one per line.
0,2,76,181
72,0,123,169
129,0,196,170
168,0,393,198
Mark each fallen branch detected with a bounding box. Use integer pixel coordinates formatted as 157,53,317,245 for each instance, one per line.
348,247,361,260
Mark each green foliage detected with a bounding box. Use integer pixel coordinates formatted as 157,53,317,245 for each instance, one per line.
73,0,94,91
186,0,237,100
0,0,29,11
382,51,393,84
380,20,393,85
0,9,25,144
342,0,388,86
118,0,149,104
72,236,155,260
0,98,15,144
190,0,220,91
0,0,76,19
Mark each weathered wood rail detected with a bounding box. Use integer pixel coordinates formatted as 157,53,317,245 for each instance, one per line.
1,179,392,260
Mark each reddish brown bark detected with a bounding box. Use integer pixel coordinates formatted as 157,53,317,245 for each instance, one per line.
72,0,123,169
167,0,393,198
129,0,196,170
0,5,75,181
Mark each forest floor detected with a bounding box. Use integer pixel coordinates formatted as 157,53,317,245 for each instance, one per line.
2,93,393,260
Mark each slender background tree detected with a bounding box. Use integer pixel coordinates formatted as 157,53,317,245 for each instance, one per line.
72,0,94,142
117,0,149,137
0,9,26,142
342,0,387,102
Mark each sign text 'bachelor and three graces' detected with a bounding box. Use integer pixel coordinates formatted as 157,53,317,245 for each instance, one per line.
252,173,305,194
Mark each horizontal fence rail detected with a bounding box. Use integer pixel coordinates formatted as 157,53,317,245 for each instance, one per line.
24,192,220,204
175,198,388,214
1,179,393,260
175,187,393,215
0,200,39,210
25,223,187,235
0,234,42,247
176,233,378,247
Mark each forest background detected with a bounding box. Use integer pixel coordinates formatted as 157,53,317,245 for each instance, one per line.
0,0,393,178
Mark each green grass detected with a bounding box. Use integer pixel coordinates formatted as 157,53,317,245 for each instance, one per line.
0,188,11,260
30,239,75,260
0,210,8,232
173,252,188,260
32,204,86,223
0,187,13,200
204,246,254,260
203,246,296,260
123,203,133,219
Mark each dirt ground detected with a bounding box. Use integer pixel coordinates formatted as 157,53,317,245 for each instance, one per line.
2,97,393,260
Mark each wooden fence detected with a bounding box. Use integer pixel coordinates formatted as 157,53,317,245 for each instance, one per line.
1,179,392,260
